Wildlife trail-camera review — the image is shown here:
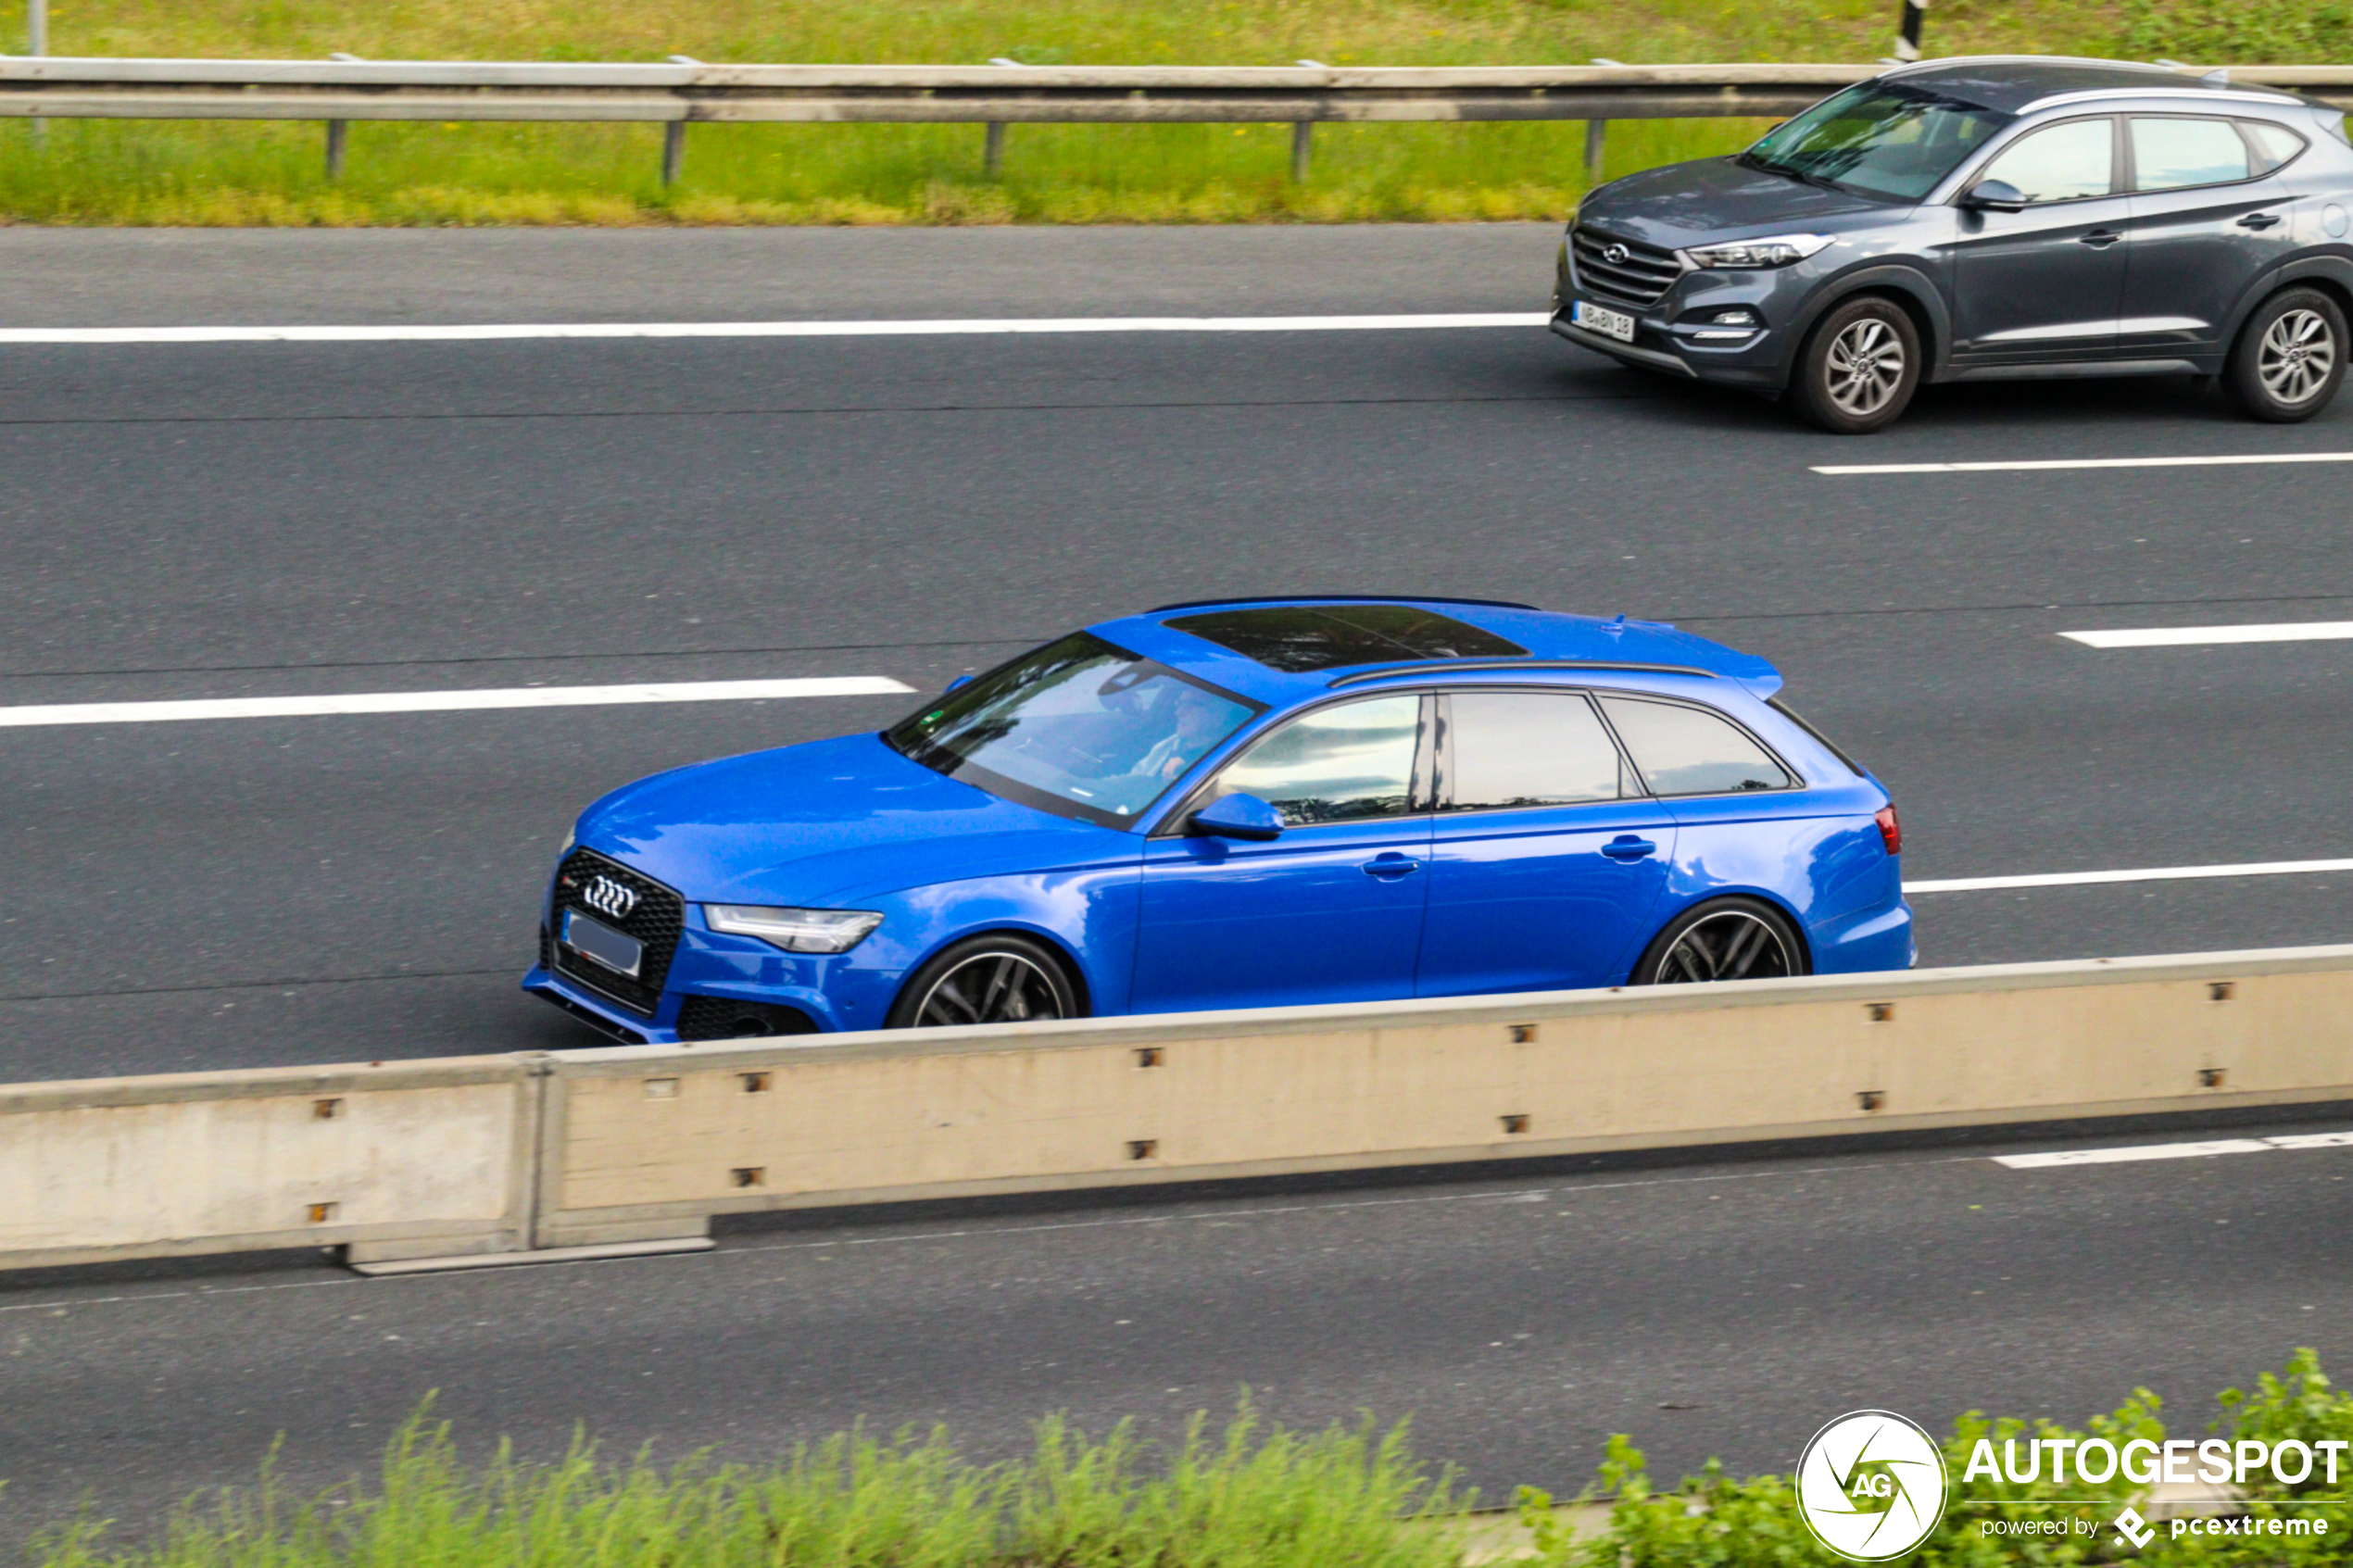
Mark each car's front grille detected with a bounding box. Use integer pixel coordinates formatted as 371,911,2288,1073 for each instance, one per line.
549,847,686,1017
1570,227,1684,307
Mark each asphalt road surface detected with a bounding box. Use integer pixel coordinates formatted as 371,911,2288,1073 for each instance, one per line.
4,224,2352,1537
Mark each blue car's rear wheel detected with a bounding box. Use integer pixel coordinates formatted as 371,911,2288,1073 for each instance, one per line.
887,934,1082,1029
1631,897,1806,985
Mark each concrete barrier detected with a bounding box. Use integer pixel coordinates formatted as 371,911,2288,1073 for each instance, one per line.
5,947,2351,1273
0,1057,535,1271
530,946,2353,1252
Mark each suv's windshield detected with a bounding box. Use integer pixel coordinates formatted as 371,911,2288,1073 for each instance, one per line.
887,633,1262,828
1745,82,2011,201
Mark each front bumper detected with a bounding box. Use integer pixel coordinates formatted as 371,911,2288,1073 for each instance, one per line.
1551,234,1813,392
526,846,904,1042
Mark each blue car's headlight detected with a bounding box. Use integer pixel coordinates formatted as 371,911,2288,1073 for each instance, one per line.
704,904,884,954
1681,233,1834,270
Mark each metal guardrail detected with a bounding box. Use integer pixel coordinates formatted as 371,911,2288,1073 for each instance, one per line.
0,57,2345,184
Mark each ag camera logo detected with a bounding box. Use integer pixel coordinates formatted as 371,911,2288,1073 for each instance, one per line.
1795,1410,1949,1562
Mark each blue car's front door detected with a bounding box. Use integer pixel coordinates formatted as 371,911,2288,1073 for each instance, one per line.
1415,689,1678,996
1133,693,1433,1013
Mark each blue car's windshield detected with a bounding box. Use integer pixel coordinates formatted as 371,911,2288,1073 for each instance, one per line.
887,633,1262,828
1745,82,2010,201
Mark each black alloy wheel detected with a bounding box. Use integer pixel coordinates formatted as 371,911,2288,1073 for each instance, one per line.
1631,897,1807,985
2227,287,2347,423
1792,295,1923,434
886,934,1081,1029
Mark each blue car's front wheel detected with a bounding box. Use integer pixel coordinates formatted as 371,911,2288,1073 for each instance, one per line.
887,934,1083,1030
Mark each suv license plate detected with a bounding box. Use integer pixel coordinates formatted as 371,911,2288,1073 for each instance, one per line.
1572,300,1637,343
562,909,644,978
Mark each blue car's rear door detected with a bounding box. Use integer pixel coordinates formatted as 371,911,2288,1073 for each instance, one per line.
1132,692,1433,1012
1415,689,1678,996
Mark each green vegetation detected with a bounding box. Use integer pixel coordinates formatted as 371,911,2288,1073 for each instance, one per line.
31,1353,2353,1566
0,0,2337,224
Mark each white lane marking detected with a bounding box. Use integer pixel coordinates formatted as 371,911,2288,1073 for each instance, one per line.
0,313,1550,345
1997,1133,2353,1169
1908,858,2353,894
0,676,913,727
2062,621,2353,648
1814,451,2353,476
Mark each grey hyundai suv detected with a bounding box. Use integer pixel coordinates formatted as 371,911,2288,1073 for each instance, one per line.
1553,56,2353,432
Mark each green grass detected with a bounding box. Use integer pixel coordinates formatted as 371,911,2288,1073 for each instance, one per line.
28,1403,1468,1568
30,1354,2353,1567
0,0,2344,223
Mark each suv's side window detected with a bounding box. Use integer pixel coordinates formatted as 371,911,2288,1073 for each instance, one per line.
1212,694,1422,826
1975,118,2115,204
1442,691,1637,810
2131,117,2252,191
2243,119,2309,176
1597,696,1795,797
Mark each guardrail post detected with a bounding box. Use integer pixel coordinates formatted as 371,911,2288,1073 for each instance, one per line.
661,119,686,186
1584,59,1620,185
1894,0,1928,62
24,0,43,146
983,119,1006,176
324,119,348,179
1289,60,1327,182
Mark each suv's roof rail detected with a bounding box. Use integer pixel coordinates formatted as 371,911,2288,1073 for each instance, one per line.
1147,593,1540,614
1325,658,1718,689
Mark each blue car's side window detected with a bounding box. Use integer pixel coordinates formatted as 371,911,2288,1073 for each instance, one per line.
1442,691,1637,810
1597,696,1796,797
1213,695,1423,826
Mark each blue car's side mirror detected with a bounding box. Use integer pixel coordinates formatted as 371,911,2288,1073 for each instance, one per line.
945,674,974,692
1189,792,1283,841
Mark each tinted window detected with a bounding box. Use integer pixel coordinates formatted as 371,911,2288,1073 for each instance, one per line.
2132,117,2250,191
1977,118,2112,203
1445,692,1631,810
887,633,1258,824
1599,697,1794,797
1745,82,2010,201
1214,695,1421,825
1165,604,1525,673
2244,119,2308,175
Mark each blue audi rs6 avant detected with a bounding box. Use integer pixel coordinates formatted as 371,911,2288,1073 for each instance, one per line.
523,598,1913,1042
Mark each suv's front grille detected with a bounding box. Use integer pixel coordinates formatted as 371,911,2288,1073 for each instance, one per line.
1571,227,1684,308
549,847,686,1017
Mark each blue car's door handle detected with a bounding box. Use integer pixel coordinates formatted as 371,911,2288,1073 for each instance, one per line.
1600,836,1657,861
1362,853,1421,879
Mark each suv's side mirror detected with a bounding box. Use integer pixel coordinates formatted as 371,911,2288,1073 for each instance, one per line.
1959,178,2026,212
1189,792,1283,841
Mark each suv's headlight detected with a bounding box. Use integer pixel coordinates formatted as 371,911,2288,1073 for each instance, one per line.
704,904,883,953
1681,233,1835,270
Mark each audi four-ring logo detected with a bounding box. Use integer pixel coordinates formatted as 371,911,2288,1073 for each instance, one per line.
582,874,638,921
1602,243,1630,264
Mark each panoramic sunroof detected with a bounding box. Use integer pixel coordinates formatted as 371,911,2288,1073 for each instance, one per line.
1164,604,1527,673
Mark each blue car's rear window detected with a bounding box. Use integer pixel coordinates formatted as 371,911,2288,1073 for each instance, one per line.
1164,604,1525,672
887,633,1263,828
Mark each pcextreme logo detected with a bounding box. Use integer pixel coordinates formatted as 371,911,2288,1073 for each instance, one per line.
1794,1410,1950,1562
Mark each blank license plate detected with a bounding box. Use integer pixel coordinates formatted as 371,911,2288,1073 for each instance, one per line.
1573,300,1637,343
562,909,643,978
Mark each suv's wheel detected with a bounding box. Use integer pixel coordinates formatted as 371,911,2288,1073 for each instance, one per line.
886,934,1082,1029
1792,296,1922,433
1630,897,1808,985
2226,287,2347,423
